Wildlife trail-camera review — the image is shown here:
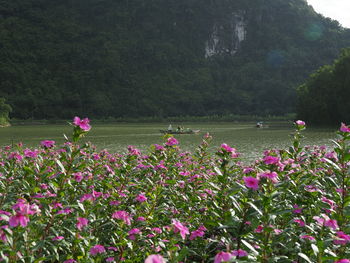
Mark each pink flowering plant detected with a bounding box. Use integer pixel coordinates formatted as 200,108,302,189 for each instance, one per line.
71,116,91,142
0,119,349,262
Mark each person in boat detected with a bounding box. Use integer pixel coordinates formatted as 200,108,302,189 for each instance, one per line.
256,122,263,128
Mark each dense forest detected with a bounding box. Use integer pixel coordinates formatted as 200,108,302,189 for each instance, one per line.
1,0,350,119
297,47,350,125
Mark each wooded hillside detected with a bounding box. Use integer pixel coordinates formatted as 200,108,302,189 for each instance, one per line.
1,0,349,119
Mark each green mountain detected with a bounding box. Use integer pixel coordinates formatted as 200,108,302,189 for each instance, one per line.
1,0,350,119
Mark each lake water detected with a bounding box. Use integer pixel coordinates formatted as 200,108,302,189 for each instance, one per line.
0,122,337,161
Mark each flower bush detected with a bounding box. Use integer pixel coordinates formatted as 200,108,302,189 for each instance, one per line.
0,118,349,262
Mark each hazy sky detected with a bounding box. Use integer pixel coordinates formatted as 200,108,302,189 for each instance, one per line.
307,0,350,28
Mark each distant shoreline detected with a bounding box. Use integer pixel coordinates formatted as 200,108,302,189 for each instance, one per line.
9,114,296,125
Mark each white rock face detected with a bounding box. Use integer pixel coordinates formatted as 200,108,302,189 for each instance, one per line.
205,25,220,58
205,11,246,58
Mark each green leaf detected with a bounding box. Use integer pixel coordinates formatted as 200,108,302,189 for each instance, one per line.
177,247,190,261
298,252,312,263
311,243,319,256
56,159,66,174
241,239,259,255
33,186,41,193
324,249,337,257
323,158,341,171
63,133,69,141
77,202,85,213
214,166,222,176
229,196,242,213
331,139,341,149
247,202,263,216
343,152,350,162
23,166,34,174
34,257,47,263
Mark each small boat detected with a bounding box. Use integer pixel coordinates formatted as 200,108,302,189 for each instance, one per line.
256,122,264,128
160,129,200,135
256,121,269,128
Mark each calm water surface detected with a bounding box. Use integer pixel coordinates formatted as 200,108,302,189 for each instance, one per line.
0,122,337,162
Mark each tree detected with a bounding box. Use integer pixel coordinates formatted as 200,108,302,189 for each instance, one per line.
0,98,12,126
297,48,350,125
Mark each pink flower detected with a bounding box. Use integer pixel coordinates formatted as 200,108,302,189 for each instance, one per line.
340,123,350,133
274,228,282,235
325,219,338,230
73,116,91,131
293,219,305,227
220,143,240,157
259,171,278,183
76,217,89,231
165,137,178,146
0,210,11,218
172,219,189,240
232,249,248,257
90,244,106,256
154,144,165,151
220,143,234,153
63,260,77,263
144,254,165,263
334,231,350,245
254,225,264,233
128,228,141,235
0,226,8,242
243,167,254,174
106,257,115,262
300,235,315,241
305,185,319,192
110,200,121,206
40,140,55,148
214,251,234,263
177,181,185,188
243,176,259,190
335,260,350,263
128,145,141,156
292,204,303,214
9,214,29,227
73,172,84,182
325,151,338,161
57,207,73,215
321,196,337,209
8,152,23,162
112,210,132,225
295,120,305,126
263,155,280,165
189,225,206,240
313,214,328,225
24,149,39,158
9,200,39,228
135,194,148,203
52,236,64,241
152,227,162,234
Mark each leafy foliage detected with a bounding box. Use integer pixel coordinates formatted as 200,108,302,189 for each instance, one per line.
0,0,350,119
0,119,350,262
297,48,350,125
0,98,12,126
